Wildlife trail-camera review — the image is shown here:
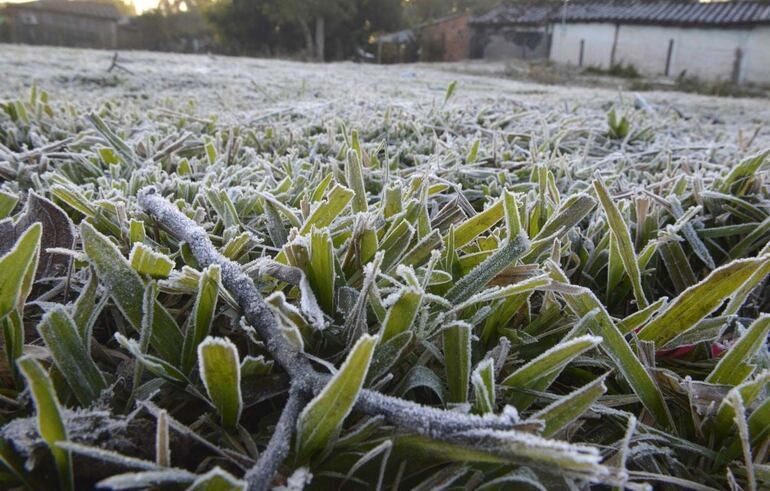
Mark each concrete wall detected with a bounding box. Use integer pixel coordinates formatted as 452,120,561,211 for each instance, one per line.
615,25,748,80
549,22,770,84
550,22,616,68
7,8,117,49
471,26,550,61
745,27,770,83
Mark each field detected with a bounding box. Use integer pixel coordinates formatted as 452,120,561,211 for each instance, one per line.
1,44,770,490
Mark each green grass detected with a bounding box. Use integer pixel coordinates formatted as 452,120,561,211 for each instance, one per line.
0,81,769,490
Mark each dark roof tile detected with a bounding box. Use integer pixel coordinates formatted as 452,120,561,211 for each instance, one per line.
472,1,770,27
6,0,122,20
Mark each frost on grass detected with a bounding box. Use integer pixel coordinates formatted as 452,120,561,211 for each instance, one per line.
1,47,770,490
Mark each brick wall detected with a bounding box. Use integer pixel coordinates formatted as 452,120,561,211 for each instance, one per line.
421,13,470,62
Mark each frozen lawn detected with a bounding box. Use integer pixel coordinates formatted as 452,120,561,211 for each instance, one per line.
2,44,769,151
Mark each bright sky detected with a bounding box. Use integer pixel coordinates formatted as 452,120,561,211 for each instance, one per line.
4,0,159,14
132,0,157,13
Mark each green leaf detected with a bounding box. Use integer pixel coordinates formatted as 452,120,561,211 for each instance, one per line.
16,356,73,491
472,358,495,414
296,334,376,461
0,190,18,219
382,184,402,219
522,193,596,263
37,306,106,406
87,112,136,165
443,80,458,104
723,242,770,316
97,469,196,489
380,287,422,343
299,183,354,235
453,274,551,312
186,467,246,491
221,232,253,261
444,321,471,404
449,199,504,249
308,227,336,315
501,334,601,394
720,150,769,194
205,141,217,165
2,311,23,382
368,331,413,383
379,218,415,272
204,188,240,228
502,190,521,241
116,333,188,384
593,178,648,308
706,315,770,385
0,223,41,319
395,432,605,480
129,243,175,279
198,337,242,431
81,222,183,365
530,375,608,437
181,265,221,375
466,139,480,164
638,255,770,346
345,149,368,213
548,262,673,428
446,232,530,305
618,297,667,334
72,271,99,344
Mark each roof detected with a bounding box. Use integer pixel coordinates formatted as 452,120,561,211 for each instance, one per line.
378,28,416,44
471,3,556,26
418,12,469,28
378,12,468,43
557,1,770,26
5,0,123,20
472,1,770,27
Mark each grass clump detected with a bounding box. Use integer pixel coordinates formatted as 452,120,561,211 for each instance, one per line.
0,79,769,491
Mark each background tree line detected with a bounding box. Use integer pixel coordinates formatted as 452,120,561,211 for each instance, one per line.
202,0,500,60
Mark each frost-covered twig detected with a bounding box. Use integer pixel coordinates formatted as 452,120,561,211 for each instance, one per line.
245,386,309,491
138,189,557,485
138,188,316,382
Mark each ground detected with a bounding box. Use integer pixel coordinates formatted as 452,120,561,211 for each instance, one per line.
2,44,770,152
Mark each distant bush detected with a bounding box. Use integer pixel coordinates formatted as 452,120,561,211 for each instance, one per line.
583,62,641,79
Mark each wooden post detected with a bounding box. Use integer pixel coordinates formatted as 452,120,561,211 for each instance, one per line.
610,24,619,67
665,39,674,77
732,47,743,84
579,39,585,67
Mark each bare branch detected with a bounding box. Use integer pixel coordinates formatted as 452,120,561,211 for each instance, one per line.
245,385,309,491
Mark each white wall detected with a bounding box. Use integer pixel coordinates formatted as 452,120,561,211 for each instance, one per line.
745,27,770,83
549,22,770,84
550,22,616,69
616,25,750,81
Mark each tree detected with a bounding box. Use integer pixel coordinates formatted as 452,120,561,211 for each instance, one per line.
261,0,356,61
205,0,304,56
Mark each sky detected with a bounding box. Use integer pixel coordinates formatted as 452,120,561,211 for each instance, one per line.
132,0,156,13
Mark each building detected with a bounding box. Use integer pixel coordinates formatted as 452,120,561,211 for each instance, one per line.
376,28,417,64
420,13,471,62
377,13,471,63
469,3,554,60
4,0,122,49
548,1,770,84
